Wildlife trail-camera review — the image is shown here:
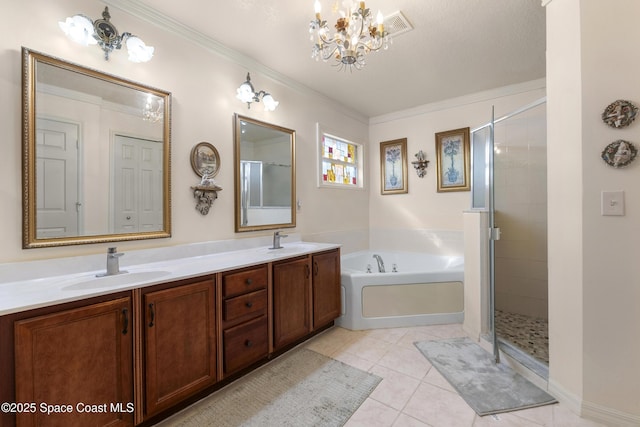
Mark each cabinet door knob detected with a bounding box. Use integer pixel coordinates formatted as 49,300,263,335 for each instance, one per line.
245,339,253,348
246,301,253,308
246,278,253,285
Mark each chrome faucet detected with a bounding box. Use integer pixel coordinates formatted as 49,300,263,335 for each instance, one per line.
97,247,127,277
270,231,288,249
372,254,385,273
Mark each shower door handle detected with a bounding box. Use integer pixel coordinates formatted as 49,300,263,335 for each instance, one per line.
489,227,501,241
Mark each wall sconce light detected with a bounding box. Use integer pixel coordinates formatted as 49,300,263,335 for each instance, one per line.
236,73,279,111
59,7,154,63
411,150,429,178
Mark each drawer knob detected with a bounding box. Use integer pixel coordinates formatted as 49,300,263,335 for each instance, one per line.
246,301,253,308
245,339,253,348
246,278,253,285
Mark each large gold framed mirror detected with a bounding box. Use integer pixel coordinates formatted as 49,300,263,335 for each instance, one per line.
22,48,172,248
234,114,295,232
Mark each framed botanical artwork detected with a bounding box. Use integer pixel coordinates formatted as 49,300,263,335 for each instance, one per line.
435,127,470,192
190,142,220,178
380,138,408,195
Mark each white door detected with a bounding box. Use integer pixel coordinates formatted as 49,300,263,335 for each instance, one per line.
36,118,80,238
113,135,163,233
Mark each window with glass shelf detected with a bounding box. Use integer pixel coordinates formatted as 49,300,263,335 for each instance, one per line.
318,130,364,189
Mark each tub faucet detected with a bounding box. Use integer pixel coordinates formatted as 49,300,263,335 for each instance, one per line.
97,247,126,277
270,231,288,249
372,254,385,273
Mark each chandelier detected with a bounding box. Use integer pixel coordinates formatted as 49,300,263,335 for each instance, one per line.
59,7,154,63
309,0,391,71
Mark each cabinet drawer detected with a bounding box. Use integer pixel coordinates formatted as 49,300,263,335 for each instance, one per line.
222,266,268,298
224,289,267,323
223,315,268,374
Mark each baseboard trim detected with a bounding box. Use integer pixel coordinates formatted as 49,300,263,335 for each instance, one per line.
548,380,640,426
547,379,582,414
582,399,640,427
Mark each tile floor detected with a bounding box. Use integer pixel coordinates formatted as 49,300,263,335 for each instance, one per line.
302,324,605,427
160,323,606,427
495,310,549,364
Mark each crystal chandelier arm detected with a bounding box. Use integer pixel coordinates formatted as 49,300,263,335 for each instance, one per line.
321,44,339,62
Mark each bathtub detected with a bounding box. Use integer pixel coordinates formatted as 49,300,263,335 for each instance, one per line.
336,251,464,330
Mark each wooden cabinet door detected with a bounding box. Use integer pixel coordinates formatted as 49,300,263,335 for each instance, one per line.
313,249,341,328
272,257,311,350
14,297,133,427
144,279,216,417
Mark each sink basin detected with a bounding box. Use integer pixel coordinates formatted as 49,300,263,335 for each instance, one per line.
62,270,171,291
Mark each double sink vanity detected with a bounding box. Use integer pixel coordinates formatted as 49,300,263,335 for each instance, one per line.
6,47,328,426
0,237,341,426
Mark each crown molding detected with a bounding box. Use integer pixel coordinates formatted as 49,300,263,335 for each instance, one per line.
101,0,368,124
369,78,546,125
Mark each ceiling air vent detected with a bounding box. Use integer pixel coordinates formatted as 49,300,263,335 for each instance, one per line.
383,11,413,37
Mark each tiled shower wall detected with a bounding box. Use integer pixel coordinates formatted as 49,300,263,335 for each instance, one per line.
493,103,548,320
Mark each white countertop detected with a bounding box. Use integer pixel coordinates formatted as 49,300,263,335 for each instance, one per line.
0,238,340,316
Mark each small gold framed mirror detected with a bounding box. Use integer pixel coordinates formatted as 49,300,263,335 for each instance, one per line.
234,114,296,232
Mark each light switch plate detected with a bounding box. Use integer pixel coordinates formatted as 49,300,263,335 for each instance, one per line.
601,190,625,216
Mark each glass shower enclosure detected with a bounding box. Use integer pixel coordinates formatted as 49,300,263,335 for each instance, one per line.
470,98,549,374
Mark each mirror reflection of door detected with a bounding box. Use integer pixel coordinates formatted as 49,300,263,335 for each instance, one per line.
113,135,164,233
36,118,80,238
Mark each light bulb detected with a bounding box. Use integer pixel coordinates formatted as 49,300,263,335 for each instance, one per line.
262,94,279,111
59,15,96,46
236,83,255,104
126,36,154,63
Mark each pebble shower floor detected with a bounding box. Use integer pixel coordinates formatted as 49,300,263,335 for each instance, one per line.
495,310,549,364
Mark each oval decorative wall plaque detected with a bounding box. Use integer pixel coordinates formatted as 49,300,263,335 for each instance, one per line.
601,99,638,128
601,140,637,168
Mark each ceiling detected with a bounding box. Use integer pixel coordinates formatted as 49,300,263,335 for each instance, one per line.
121,0,546,118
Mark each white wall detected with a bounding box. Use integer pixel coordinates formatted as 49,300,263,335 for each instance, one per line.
547,0,640,423
0,0,369,263
368,83,546,253
579,0,640,420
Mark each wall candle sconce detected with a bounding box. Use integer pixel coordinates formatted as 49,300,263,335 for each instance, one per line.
236,72,279,111
191,175,222,215
59,7,154,62
411,150,429,178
